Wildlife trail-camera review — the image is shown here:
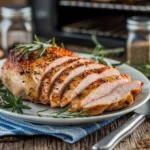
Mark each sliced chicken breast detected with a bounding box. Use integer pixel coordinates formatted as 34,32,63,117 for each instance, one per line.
61,68,120,107
39,58,92,104
1,47,77,102
69,75,130,111
50,63,106,107
83,81,142,115
1,45,143,116
31,56,79,101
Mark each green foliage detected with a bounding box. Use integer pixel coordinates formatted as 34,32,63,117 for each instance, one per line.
85,35,124,67
13,35,58,59
0,82,31,114
37,105,91,118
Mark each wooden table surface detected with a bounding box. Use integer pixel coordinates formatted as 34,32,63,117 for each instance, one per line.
0,113,150,150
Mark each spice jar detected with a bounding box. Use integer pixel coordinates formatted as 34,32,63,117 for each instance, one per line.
0,6,33,54
127,16,150,64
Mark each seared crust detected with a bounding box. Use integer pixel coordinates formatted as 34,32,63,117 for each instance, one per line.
49,60,95,107
39,57,79,104
1,47,77,102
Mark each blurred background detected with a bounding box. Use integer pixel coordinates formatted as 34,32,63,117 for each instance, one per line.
0,0,150,65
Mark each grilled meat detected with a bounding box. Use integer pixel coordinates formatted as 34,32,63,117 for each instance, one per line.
1,46,143,115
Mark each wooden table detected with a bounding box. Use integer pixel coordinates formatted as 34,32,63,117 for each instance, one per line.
0,113,150,150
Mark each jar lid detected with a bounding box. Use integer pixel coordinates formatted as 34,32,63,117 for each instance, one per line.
127,16,150,31
1,6,32,19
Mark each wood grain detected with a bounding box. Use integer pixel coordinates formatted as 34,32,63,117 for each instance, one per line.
0,114,149,150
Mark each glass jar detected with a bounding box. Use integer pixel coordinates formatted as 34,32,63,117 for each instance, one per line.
0,6,33,55
127,16,150,64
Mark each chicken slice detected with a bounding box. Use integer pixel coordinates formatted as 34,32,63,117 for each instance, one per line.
39,58,92,104
69,74,130,111
83,81,142,115
50,62,106,107
61,68,120,107
30,56,79,101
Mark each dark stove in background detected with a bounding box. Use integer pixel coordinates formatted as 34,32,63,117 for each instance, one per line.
28,0,150,48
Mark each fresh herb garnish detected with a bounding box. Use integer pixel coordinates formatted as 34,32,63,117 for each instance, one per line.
88,35,150,78
0,82,31,114
85,35,124,67
13,35,58,59
61,42,65,49
37,105,91,118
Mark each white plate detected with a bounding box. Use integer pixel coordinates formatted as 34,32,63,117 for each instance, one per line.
0,53,150,125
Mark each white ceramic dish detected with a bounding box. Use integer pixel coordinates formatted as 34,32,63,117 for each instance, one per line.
0,53,150,125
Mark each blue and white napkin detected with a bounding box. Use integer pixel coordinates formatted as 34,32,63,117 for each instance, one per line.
0,113,119,144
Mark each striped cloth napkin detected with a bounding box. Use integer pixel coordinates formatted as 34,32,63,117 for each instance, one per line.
0,113,119,144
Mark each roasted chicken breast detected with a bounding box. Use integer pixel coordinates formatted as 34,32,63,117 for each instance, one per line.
1,46,143,115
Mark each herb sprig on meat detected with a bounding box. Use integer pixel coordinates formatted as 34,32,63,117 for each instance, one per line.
13,35,57,59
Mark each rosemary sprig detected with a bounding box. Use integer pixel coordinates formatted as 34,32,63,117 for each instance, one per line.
37,105,91,118
85,35,124,67
89,35,150,77
13,35,58,59
61,42,65,49
0,82,31,114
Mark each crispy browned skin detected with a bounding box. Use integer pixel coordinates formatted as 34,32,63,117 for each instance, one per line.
1,47,77,103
